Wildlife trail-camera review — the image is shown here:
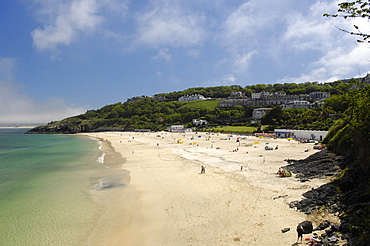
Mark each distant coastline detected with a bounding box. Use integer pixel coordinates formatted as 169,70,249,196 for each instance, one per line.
0,125,37,129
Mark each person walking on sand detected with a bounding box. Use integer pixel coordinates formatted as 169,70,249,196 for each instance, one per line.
296,224,305,243
200,165,205,174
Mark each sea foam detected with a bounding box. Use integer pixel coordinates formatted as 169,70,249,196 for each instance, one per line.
97,152,105,164
89,137,105,163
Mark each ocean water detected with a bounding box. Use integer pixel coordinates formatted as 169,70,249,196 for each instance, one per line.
0,128,127,246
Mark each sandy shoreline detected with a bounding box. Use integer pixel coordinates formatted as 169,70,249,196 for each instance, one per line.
80,131,339,246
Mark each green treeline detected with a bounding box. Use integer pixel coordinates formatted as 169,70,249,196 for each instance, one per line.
324,79,370,172
154,80,347,100
30,80,352,133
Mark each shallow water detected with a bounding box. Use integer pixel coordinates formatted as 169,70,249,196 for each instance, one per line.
0,129,128,246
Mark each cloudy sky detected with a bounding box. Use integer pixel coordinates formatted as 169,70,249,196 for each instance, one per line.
1,0,370,124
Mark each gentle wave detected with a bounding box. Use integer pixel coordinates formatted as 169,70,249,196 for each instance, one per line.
89,137,105,163
93,176,125,190
97,153,105,164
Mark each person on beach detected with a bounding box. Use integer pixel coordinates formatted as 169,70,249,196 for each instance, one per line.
200,165,205,174
307,233,321,245
296,224,305,243
277,168,285,177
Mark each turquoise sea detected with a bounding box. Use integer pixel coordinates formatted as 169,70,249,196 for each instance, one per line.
0,128,128,246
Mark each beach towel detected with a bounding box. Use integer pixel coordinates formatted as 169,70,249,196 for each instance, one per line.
283,169,292,177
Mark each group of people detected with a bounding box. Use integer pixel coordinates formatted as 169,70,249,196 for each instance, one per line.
297,226,322,245
277,168,287,177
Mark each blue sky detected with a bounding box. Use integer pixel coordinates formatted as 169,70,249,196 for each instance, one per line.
1,0,370,124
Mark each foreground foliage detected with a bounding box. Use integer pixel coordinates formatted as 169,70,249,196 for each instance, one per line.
323,80,370,245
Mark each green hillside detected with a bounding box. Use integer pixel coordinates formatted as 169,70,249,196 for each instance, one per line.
26,80,352,134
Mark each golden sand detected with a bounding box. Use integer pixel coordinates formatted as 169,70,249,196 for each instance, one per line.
80,131,338,246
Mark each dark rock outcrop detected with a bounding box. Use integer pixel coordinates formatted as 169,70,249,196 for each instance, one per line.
285,150,344,214
26,124,82,134
284,149,344,180
284,149,370,245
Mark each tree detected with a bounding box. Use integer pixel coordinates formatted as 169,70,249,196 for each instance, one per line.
324,94,350,112
324,1,370,43
261,106,286,126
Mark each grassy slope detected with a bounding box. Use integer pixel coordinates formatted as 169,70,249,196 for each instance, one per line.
178,100,220,110
206,126,258,134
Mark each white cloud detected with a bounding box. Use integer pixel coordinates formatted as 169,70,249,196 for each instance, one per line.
31,0,103,51
280,44,370,83
314,45,370,75
155,71,162,77
219,0,293,50
135,1,207,48
217,0,370,83
99,0,129,17
152,48,172,61
233,51,258,73
221,1,269,41
282,1,347,51
217,0,295,76
0,57,17,82
279,0,370,82
186,49,201,58
205,74,238,86
0,58,86,124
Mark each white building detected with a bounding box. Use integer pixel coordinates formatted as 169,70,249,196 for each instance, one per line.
192,119,208,126
274,129,328,141
170,125,184,132
252,91,273,99
229,91,244,99
285,100,311,109
309,91,330,100
178,94,205,102
219,99,249,107
252,108,272,119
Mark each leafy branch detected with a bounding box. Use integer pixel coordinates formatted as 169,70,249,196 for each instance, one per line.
324,0,370,43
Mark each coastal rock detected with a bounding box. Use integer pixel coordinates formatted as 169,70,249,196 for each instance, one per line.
285,150,343,214
314,220,331,231
284,149,344,180
289,179,341,214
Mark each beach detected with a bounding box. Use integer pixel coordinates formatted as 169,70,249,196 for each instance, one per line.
80,131,339,246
